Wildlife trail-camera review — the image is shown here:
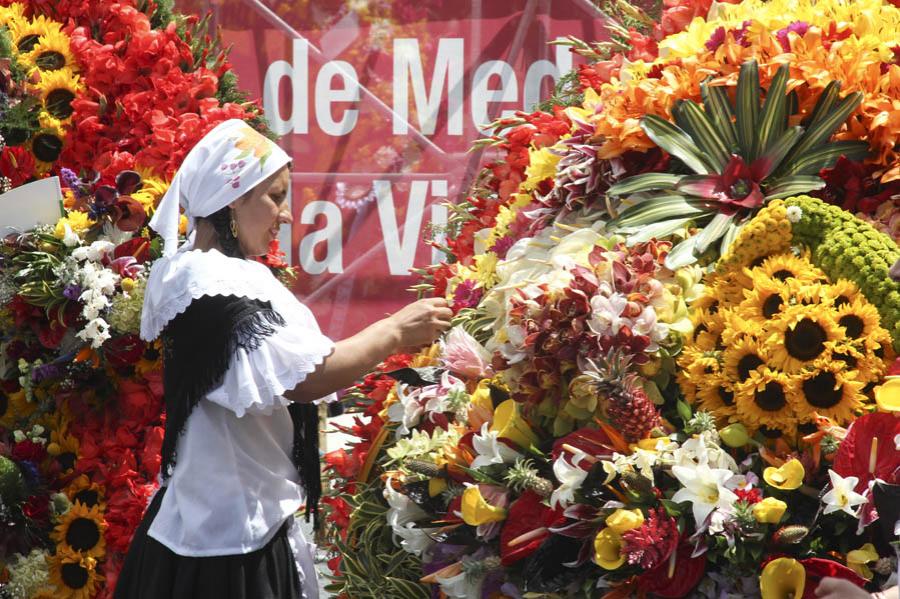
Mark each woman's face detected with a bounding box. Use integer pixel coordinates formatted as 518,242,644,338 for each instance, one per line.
230,167,291,257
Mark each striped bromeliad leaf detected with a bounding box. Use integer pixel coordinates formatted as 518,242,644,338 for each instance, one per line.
605,59,868,269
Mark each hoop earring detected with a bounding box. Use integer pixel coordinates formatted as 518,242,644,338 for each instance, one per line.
230,215,238,238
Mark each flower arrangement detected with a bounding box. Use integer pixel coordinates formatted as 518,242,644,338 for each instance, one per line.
324,0,900,598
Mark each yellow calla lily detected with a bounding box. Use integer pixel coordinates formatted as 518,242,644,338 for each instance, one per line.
428,478,448,497
846,543,880,580
760,557,806,599
874,377,900,413
593,527,625,570
764,459,805,491
461,485,507,526
752,497,787,524
490,400,539,449
605,509,644,535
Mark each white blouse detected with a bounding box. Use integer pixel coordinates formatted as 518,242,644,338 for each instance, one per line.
140,249,334,599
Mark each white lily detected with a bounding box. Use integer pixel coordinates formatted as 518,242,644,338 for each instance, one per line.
671,464,739,528
386,384,424,438
470,423,521,469
383,476,436,556
550,451,589,508
822,469,868,517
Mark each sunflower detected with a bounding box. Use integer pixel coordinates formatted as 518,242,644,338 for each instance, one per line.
824,340,876,381
47,551,102,599
22,29,76,73
0,3,27,25
864,327,894,364
47,428,80,475
29,127,65,171
723,336,768,384
791,363,867,425
52,503,106,559
834,299,881,343
32,68,82,124
6,15,62,55
765,305,844,373
131,168,170,216
0,389,37,429
736,276,789,323
695,372,738,419
64,475,106,511
134,339,163,377
751,253,825,285
692,310,726,351
821,279,861,309
720,309,762,346
734,367,798,437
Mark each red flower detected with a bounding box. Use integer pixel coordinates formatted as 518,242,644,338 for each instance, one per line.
12,439,48,463
833,412,900,492
734,488,763,504
104,334,145,369
323,448,361,479
621,507,679,569
799,558,867,599
637,539,706,597
113,237,152,263
22,494,50,523
499,491,565,566
0,146,36,188
626,28,658,62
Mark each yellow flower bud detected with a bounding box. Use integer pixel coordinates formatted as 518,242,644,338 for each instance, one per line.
121,278,135,292
752,497,787,524
605,509,644,535
846,543,879,580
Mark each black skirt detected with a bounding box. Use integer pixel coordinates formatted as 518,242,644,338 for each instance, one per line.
114,487,302,599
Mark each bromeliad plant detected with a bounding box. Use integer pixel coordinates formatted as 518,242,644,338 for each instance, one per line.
606,60,868,268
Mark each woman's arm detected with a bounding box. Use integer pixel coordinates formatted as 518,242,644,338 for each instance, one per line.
283,297,453,403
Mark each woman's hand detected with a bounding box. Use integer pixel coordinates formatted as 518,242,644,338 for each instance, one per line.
387,297,453,351
815,578,880,599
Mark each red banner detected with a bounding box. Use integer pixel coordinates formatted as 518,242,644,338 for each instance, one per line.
175,0,607,339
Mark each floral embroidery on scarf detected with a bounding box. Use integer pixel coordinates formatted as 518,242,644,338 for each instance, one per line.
217,126,274,189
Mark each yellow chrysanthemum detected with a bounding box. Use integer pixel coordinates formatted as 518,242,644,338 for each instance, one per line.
792,361,867,425
64,475,106,512
0,389,36,429
53,211,94,240
47,551,102,599
52,502,106,559
23,28,76,73
723,336,768,384
734,367,797,436
765,305,844,373
32,68,82,123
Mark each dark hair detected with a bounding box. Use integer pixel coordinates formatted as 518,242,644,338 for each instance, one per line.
204,205,244,259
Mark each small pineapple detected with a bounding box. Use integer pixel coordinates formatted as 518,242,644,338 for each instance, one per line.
585,350,662,442
504,458,554,498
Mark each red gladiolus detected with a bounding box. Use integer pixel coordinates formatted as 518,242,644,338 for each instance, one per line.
0,146,35,188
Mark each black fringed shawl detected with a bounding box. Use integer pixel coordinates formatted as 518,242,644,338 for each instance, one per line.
160,294,322,528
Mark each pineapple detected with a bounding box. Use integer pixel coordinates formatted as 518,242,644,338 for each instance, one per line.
584,350,662,442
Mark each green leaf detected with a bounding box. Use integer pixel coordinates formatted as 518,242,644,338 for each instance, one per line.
753,62,790,159
609,195,710,229
621,216,694,245
640,114,714,174
672,99,731,171
804,80,840,131
735,60,761,159
784,91,864,169
664,235,700,269
694,212,735,254
676,399,693,422
701,79,737,153
764,175,826,200
386,577,430,599
607,172,684,196
782,141,869,176
754,126,803,180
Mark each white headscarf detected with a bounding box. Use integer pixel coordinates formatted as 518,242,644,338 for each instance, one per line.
139,119,291,340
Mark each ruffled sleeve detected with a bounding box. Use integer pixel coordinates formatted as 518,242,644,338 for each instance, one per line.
205,321,335,417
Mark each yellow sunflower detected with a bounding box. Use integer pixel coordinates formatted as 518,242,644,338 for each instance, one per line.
765,305,844,373
821,279,861,309
864,327,894,364
720,309,762,346
29,127,65,171
52,503,106,559
0,389,37,429
693,310,726,352
23,29,76,73
7,15,62,55
134,339,163,378
0,4,27,31
834,299,882,343
723,336,768,384
736,275,789,323
791,363,866,425
130,168,170,216
47,551,102,599
734,367,798,437
695,372,738,420
32,68,82,124
751,253,825,285
64,475,106,511
47,428,80,475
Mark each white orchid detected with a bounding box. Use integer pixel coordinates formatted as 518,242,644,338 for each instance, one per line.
822,469,868,517
671,464,739,528
550,451,589,508
470,423,521,469
588,291,629,336
386,384,425,438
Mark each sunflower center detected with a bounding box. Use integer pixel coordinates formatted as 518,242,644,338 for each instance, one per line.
833,351,858,369
784,318,826,361
875,344,885,358
61,563,89,589
797,421,818,435
708,300,719,315
801,371,843,409
73,489,99,507
834,295,851,309
762,294,783,318
66,517,100,551
750,256,767,268
35,50,66,71
57,451,76,471
772,269,795,282
717,386,735,406
32,133,63,162
758,425,783,438
17,34,40,53
754,382,787,411
838,314,864,339
737,354,764,381
46,88,76,119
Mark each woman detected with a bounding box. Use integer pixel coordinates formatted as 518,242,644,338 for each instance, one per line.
114,119,451,598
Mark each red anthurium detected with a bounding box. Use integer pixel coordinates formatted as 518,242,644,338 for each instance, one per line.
637,539,707,597
114,237,151,263
833,412,900,493
499,491,565,566
799,558,867,599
